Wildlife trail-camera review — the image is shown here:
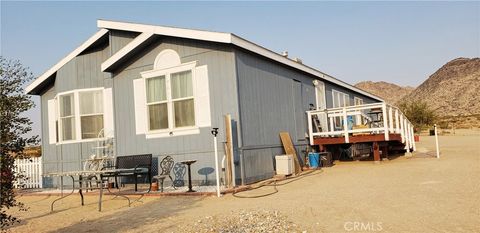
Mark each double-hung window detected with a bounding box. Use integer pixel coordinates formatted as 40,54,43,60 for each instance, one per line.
145,66,195,132
134,49,211,138
332,90,350,129
332,90,350,108
79,90,104,139
59,93,76,141
354,97,364,106
353,97,364,125
56,89,105,142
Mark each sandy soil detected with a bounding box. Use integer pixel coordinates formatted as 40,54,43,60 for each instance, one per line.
7,134,480,232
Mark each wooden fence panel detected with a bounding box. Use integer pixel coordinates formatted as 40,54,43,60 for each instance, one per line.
13,157,43,189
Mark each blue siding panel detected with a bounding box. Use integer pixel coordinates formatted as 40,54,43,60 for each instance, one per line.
112,36,239,185
234,49,380,184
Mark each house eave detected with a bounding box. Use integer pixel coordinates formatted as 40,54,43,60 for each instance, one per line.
97,19,383,102
25,29,109,95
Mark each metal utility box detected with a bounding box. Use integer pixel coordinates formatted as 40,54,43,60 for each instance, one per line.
275,155,293,175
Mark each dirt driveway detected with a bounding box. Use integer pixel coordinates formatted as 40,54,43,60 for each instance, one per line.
8,134,480,232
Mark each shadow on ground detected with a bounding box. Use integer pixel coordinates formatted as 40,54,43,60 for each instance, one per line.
47,195,204,233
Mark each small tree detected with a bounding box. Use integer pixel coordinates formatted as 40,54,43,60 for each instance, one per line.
0,57,39,229
398,100,436,131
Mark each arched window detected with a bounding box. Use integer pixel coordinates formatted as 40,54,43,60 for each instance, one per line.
145,49,195,131
133,49,211,138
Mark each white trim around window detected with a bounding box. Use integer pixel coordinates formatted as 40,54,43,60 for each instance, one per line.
332,89,350,108
354,97,364,106
133,49,211,138
313,80,326,110
140,61,200,137
50,87,113,145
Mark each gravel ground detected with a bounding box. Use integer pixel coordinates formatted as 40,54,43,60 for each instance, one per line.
176,210,302,233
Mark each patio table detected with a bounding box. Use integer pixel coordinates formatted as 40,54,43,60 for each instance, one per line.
180,160,197,192
44,169,137,212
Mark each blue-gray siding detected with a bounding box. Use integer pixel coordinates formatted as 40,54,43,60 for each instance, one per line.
111,37,240,185
39,29,380,188
41,40,112,187
234,48,378,184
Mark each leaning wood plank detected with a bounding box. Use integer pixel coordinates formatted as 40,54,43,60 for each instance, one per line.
279,132,301,174
224,114,234,188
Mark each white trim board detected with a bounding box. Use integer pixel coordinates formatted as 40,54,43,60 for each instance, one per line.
101,32,155,72
97,20,382,102
27,19,383,102
25,29,109,94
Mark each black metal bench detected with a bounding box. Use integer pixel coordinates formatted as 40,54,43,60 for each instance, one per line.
103,154,152,192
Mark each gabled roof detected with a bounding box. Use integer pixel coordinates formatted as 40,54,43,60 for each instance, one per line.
26,20,383,102
25,29,109,94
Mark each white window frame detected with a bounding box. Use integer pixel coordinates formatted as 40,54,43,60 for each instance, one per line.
314,80,326,110
354,97,364,106
55,87,106,144
332,89,350,129
141,61,199,137
332,89,350,108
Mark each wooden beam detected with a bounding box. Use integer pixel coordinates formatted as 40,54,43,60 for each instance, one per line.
313,133,402,145
224,114,234,188
373,141,380,162
280,132,301,174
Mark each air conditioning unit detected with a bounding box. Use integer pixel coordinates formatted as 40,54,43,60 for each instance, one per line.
275,155,293,175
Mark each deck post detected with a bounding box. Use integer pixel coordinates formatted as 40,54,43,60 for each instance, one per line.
410,125,416,151
343,107,349,143
382,103,389,141
307,111,314,146
388,107,394,133
373,141,380,162
395,109,400,134
400,114,405,143
329,117,334,136
404,119,410,153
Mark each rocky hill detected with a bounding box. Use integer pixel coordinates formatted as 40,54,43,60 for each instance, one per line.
403,57,480,117
354,81,414,104
355,58,480,128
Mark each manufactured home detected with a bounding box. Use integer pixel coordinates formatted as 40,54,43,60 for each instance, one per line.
27,20,415,188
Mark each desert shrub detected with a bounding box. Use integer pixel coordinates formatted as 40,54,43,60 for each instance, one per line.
398,100,436,131
1,57,39,229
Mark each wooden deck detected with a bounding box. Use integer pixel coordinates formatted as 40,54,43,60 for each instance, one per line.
313,133,402,145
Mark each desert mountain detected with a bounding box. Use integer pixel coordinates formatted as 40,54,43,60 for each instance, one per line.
402,58,480,117
354,81,414,104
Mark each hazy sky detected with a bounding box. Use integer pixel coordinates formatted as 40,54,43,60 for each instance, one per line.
1,1,479,139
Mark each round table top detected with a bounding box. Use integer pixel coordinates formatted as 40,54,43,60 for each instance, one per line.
180,160,197,165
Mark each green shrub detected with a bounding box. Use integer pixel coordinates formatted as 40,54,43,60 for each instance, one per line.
398,100,436,131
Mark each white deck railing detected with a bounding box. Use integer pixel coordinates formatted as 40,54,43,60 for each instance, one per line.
14,157,43,189
307,102,416,151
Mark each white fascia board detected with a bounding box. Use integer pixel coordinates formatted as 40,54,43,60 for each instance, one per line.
26,29,109,94
230,35,384,102
101,32,154,72
97,20,382,101
97,20,232,44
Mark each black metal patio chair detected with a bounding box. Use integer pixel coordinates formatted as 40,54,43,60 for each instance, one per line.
153,155,176,192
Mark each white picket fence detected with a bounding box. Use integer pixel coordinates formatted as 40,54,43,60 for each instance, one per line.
14,157,43,189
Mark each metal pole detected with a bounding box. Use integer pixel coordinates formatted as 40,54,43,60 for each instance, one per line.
434,124,440,158
211,128,221,197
